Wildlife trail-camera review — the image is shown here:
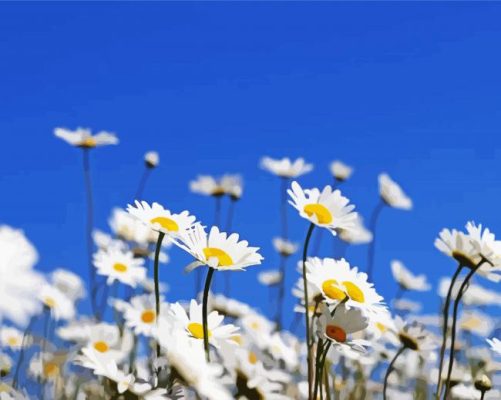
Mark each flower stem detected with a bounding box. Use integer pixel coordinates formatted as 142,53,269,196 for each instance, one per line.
154,232,165,360
366,201,385,282
435,263,463,398
383,346,406,400
224,198,237,297
302,222,315,399
202,267,216,362
134,167,151,200
274,254,287,331
12,316,36,389
443,260,485,399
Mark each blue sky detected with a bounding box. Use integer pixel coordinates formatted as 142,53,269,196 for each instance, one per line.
1,2,501,328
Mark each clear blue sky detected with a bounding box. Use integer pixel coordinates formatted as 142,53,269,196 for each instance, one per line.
1,2,501,327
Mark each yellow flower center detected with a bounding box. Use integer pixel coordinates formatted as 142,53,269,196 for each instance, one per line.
461,317,482,330
80,137,97,148
187,322,211,339
203,247,233,267
326,325,347,343
250,321,260,330
150,216,179,232
321,280,346,301
7,337,19,347
248,352,258,364
230,335,243,345
113,263,128,273
342,281,365,303
141,309,156,324
43,362,59,378
93,341,109,353
303,203,333,224
376,322,388,333
44,297,56,308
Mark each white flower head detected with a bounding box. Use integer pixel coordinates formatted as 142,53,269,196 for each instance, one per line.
51,268,86,301
261,156,313,178
144,151,159,168
338,215,373,244
329,160,353,181
391,260,431,291
39,284,75,321
378,173,412,210
54,127,118,148
288,181,357,234
272,237,298,257
94,247,146,288
258,270,282,286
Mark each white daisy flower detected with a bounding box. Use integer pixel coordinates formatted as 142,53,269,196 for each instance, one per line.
0,225,45,326
109,208,151,245
170,300,239,348
390,260,431,291
51,268,86,301
378,173,412,210
306,257,385,315
317,304,369,353
486,338,501,356
0,353,12,377
240,312,275,349
459,311,494,337
257,269,282,286
54,127,118,148
171,224,263,271
39,284,75,321
0,326,31,350
82,323,133,363
261,156,313,178
329,160,353,182
144,151,159,168
338,215,373,244
94,247,146,288
466,221,501,267
393,298,422,313
288,181,357,233
115,294,167,337
272,237,298,257
92,229,126,251
29,352,64,382
207,293,253,319
220,174,244,199
392,317,437,355
127,200,197,236
189,175,226,197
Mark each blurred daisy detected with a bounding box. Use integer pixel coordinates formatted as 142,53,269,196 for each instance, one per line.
288,181,357,233
258,270,282,286
170,300,239,348
51,268,86,301
0,326,30,350
329,160,353,182
393,317,437,355
261,156,313,178
338,215,373,245
378,173,412,210
240,312,275,349
115,294,167,337
486,338,501,356
393,298,422,314
54,127,118,148
144,151,159,168
29,352,65,382
0,225,45,326
220,174,244,200
39,284,75,321
317,305,369,353
82,322,133,363
127,200,197,236
390,260,431,291
189,175,226,197
94,247,146,288
208,293,253,319
272,237,298,257
172,225,263,271
0,353,12,377
109,208,150,245
306,257,385,315
459,311,494,337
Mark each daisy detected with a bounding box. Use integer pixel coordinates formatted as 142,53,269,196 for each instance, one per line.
82,322,133,363
115,294,167,337
29,352,66,382
338,215,373,245
390,260,431,291
317,304,369,353
54,127,118,148
459,311,494,337
220,174,244,200
288,181,357,233
127,200,197,236
257,269,282,286
261,156,313,178
170,300,239,348
306,257,385,315
0,353,12,377
109,208,151,245
51,268,86,301
93,247,146,287
0,327,30,350
144,151,159,168
240,312,275,349
189,175,226,197
207,293,253,319
392,317,437,355
378,173,412,210
172,224,263,271
329,160,353,182
272,237,298,257
38,284,75,321
0,225,45,326
486,338,501,356
393,298,422,314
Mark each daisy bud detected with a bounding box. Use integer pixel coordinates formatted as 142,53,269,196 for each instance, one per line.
144,151,159,168
474,374,492,392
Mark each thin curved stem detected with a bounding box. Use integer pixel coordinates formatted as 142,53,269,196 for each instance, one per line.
135,167,151,200
202,267,215,362
383,346,406,400
83,149,98,318
435,263,463,398
443,261,484,399
313,339,326,400
274,255,287,331
480,390,486,400
154,232,165,360
12,316,36,389
366,201,385,281
314,341,332,400
302,223,315,399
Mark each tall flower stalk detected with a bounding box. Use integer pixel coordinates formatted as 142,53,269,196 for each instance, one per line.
275,177,290,329
383,346,406,400
302,223,315,398
202,267,216,362
153,231,165,361
366,201,385,281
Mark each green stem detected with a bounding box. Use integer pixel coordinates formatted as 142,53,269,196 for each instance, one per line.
135,167,151,200
313,339,325,400
202,267,216,362
383,346,406,400
154,232,165,360
302,223,315,399
366,201,385,282
435,263,463,398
